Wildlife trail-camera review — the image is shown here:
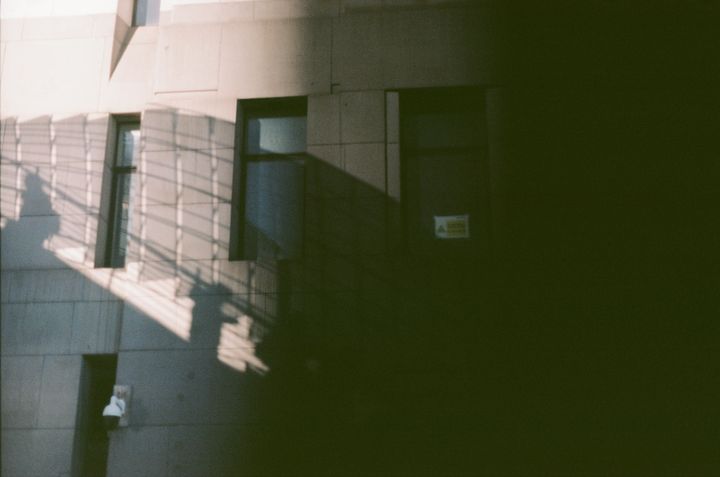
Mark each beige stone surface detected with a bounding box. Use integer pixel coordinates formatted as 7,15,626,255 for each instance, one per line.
340,90,384,143
0,43,5,86
70,301,123,353
53,114,108,164
181,150,215,205
21,15,95,40
155,24,222,93
129,25,160,43
340,0,383,13
307,93,340,145
5,0,52,18
16,116,51,164
0,355,43,427
343,142,385,192
106,426,169,477
112,28,161,90
0,269,100,303
218,18,332,98
382,7,493,87
1,38,106,115
172,2,254,23
307,144,342,169
254,0,340,19
0,19,23,42
36,355,82,428
116,0,135,25
143,204,178,260
386,142,400,201
92,13,117,37
144,150,178,205
0,302,74,355
54,160,103,215
1,217,71,268
1,429,75,477
0,162,21,219
0,4,493,477
182,202,231,260
385,91,399,143
142,109,181,152
142,109,231,152
331,13,383,90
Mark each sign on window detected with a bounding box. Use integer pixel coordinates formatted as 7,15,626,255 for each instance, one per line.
434,215,470,239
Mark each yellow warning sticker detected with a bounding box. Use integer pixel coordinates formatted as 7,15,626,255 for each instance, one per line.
434,215,470,239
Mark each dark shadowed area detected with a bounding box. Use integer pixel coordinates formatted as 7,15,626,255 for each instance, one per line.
2,2,719,476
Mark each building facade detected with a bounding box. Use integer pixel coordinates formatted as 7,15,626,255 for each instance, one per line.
2,1,501,475
5,1,719,476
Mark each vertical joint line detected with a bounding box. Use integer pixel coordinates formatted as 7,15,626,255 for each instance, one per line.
209,117,220,283
173,114,183,276
49,117,57,204
14,120,23,218
383,92,389,253
139,117,148,270
83,115,93,264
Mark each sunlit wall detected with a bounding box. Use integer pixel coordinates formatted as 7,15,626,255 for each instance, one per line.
1,1,495,476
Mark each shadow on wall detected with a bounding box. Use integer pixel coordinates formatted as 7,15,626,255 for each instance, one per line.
0,114,274,368
1,111,280,476
1,109,497,477
1,171,59,263
4,2,716,471
0,166,274,468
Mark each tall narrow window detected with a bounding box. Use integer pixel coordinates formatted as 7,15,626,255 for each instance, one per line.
72,355,118,477
231,97,307,260
133,0,160,26
98,117,140,268
400,88,486,259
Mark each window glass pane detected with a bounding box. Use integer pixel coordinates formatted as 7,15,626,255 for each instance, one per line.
110,173,133,267
406,153,481,228
134,0,160,26
403,111,482,150
245,160,304,259
116,126,139,166
246,116,306,155
405,152,481,257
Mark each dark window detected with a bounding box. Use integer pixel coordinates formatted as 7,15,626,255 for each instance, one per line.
72,355,117,477
231,97,307,260
97,116,140,268
133,0,160,26
400,87,487,259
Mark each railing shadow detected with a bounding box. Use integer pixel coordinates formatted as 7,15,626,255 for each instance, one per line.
1,109,494,476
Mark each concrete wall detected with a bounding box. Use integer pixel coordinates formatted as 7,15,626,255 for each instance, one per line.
7,1,717,476
1,0,493,116
2,1,496,476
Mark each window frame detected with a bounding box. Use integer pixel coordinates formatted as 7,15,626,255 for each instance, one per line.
398,86,488,260
132,0,160,27
230,97,308,261
96,114,141,269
